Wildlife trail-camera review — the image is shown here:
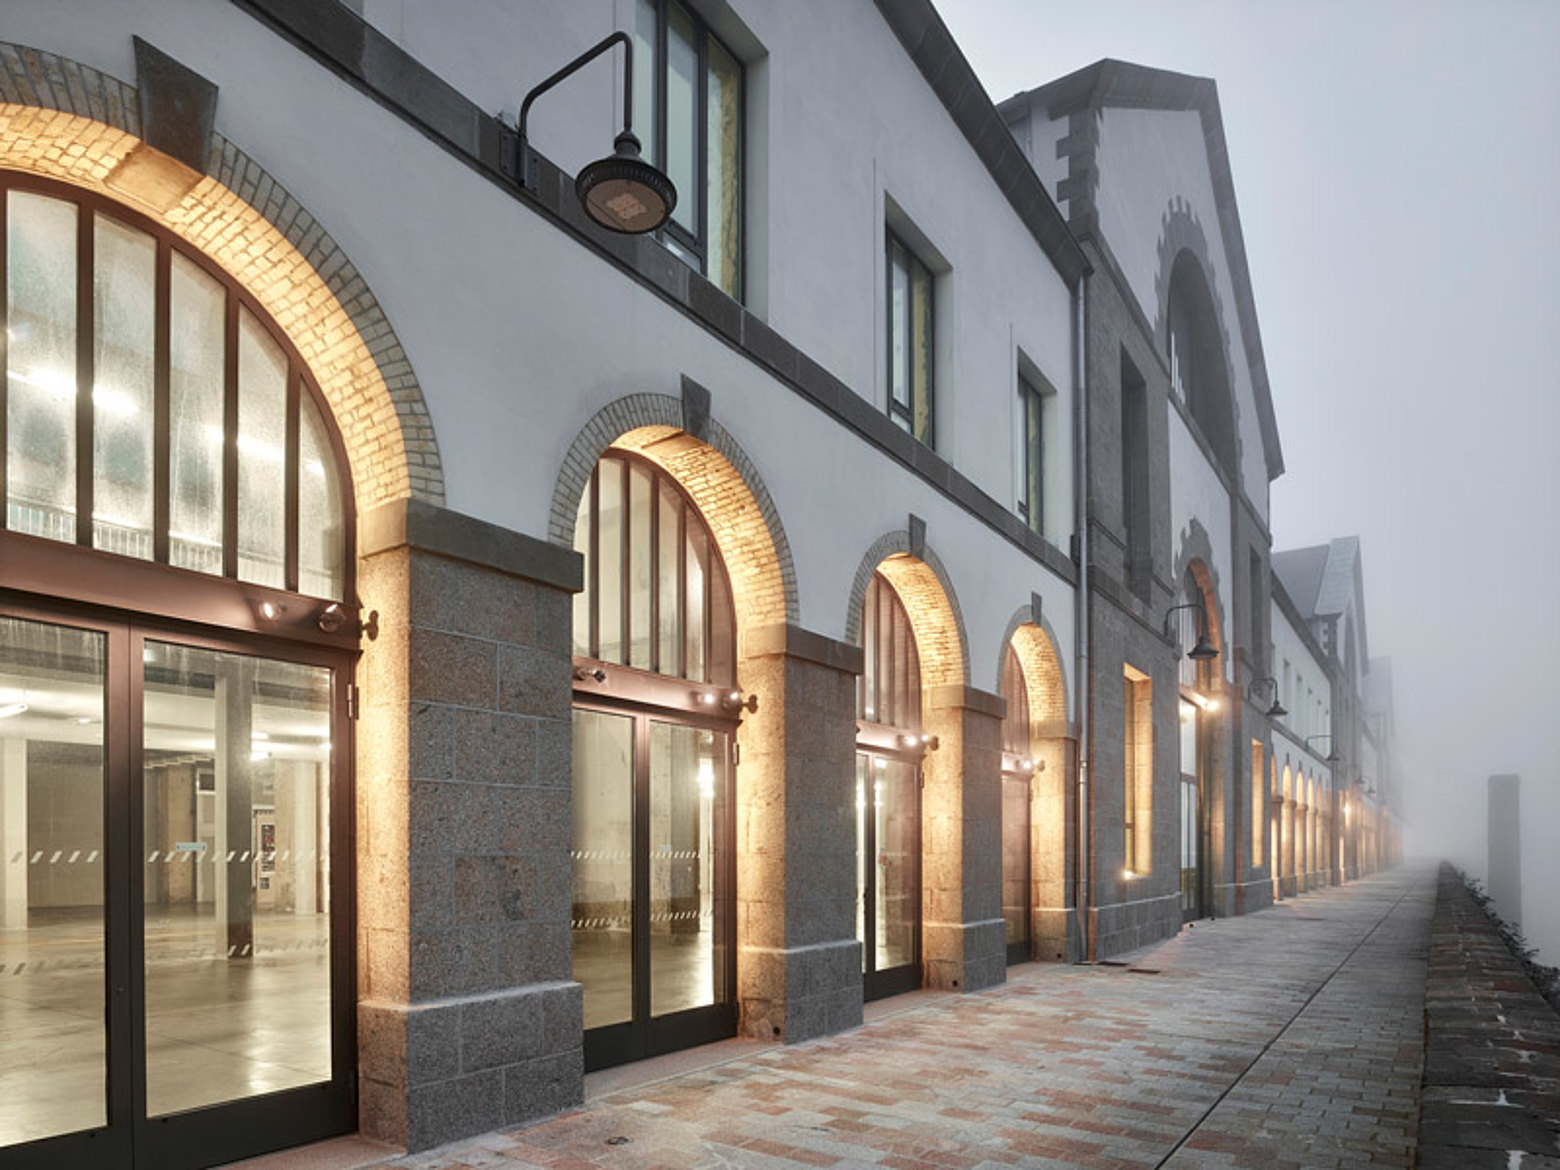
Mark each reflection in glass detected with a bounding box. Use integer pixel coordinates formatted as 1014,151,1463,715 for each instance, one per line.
1002,776,1030,948
237,308,288,587
0,616,106,1144
168,254,226,575
298,391,345,601
855,755,868,972
93,213,157,558
141,641,332,1115
705,37,742,298
874,758,917,971
571,709,633,1030
665,2,699,238
628,463,653,670
6,191,79,541
649,722,726,1018
596,462,623,664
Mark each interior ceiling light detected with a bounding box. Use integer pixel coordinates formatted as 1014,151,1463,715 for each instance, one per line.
0,702,27,719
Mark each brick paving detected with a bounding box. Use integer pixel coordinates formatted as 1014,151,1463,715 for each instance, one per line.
348,863,1439,1170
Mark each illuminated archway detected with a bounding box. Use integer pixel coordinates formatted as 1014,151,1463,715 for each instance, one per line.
0,46,440,511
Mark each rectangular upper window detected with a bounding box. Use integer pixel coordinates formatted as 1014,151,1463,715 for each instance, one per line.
886,230,934,446
1017,370,1045,536
635,0,743,300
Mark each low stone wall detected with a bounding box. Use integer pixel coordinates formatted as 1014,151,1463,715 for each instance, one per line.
1415,862,1560,1168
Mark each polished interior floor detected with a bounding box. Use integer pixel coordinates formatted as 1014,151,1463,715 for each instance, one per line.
0,906,330,1148
573,927,720,1030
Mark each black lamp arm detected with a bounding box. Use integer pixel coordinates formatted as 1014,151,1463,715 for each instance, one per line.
1161,600,1209,639
519,31,635,152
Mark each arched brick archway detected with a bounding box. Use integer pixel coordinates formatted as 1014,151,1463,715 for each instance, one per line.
996,608,1068,727
0,43,441,511
548,393,797,633
844,533,967,688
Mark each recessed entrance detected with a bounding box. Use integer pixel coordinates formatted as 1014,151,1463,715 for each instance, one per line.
568,451,741,1070
0,606,352,1170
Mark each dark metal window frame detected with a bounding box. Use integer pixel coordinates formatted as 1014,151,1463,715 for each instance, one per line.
0,594,356,1170
574,450,737,694
884,230,934,447
640,0,745,302
0,171,356,622
1017,373,1043,535
856,571,921,734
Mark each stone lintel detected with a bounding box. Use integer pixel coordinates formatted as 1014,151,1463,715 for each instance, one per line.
926,683,1005,720
360,497,582,593
745,622,863,675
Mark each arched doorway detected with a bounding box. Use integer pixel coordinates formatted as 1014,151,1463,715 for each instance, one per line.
567,450,740,1070
998,646,1034,963
0,173,357,1168
1175,564,1221,922
854,572,925,1000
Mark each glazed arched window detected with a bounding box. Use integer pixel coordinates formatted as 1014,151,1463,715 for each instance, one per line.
1000,644,1030,756
1166,250,1237,476
858,572,920,729
572,451,735,684
2,175,350,600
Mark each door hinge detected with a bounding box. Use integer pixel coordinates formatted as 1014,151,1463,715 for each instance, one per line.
346,684,360,721
732,742,740,766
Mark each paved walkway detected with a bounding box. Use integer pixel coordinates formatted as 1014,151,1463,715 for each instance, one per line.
357,863,1436,1170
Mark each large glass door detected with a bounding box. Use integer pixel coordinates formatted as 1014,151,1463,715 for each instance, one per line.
572,707,734,1071
1178,699,1202,921
0,606,352,1170
0,614,118,1162
1000,773,1031,964
856,751,920,1001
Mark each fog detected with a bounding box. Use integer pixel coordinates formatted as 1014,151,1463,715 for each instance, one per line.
932,0,1560,963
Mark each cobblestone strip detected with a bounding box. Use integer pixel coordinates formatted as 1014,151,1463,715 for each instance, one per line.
370,865,1437,1170
1415,863,1560,1169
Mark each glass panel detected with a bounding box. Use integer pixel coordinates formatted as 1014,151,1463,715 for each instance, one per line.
684,521,707,683
1180,700,1197,776
911,258,934,445
298,390,345,601
665,2,699,237
888,241,908,416
855,753,868,973
0,616,106,1144
1002,776,1030,947
656,484,681,676
1180,777,1198,913
597,462,624,664
628,462,653,671
571,708,633,1030
168,254,226,575
236,308,287,588
142,641,333,1115
6,191,78,541
859,580,876,721
573,481,592,658
1023,383,1042,532
92,213,156,558
649,721,726,1017
874,757,916,972
705,37,741,297
634,0,659,164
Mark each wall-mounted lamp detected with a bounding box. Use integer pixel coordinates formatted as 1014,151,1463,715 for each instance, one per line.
518,32,677,234
258,600,282,622
721,690,759,716
574,666,607,684
0,702,27,720
1161,601,1218,661
1247,676,1287,718
1304,734,1339,764
897,732,940,752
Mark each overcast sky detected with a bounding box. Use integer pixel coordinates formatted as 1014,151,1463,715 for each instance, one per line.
931,0,1560,963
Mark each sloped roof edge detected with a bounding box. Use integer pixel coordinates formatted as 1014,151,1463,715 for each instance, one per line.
871,0,1090,290
1006,58,1285,481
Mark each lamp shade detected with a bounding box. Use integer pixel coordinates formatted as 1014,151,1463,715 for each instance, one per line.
1188,632,1219,660
576,131,677,234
